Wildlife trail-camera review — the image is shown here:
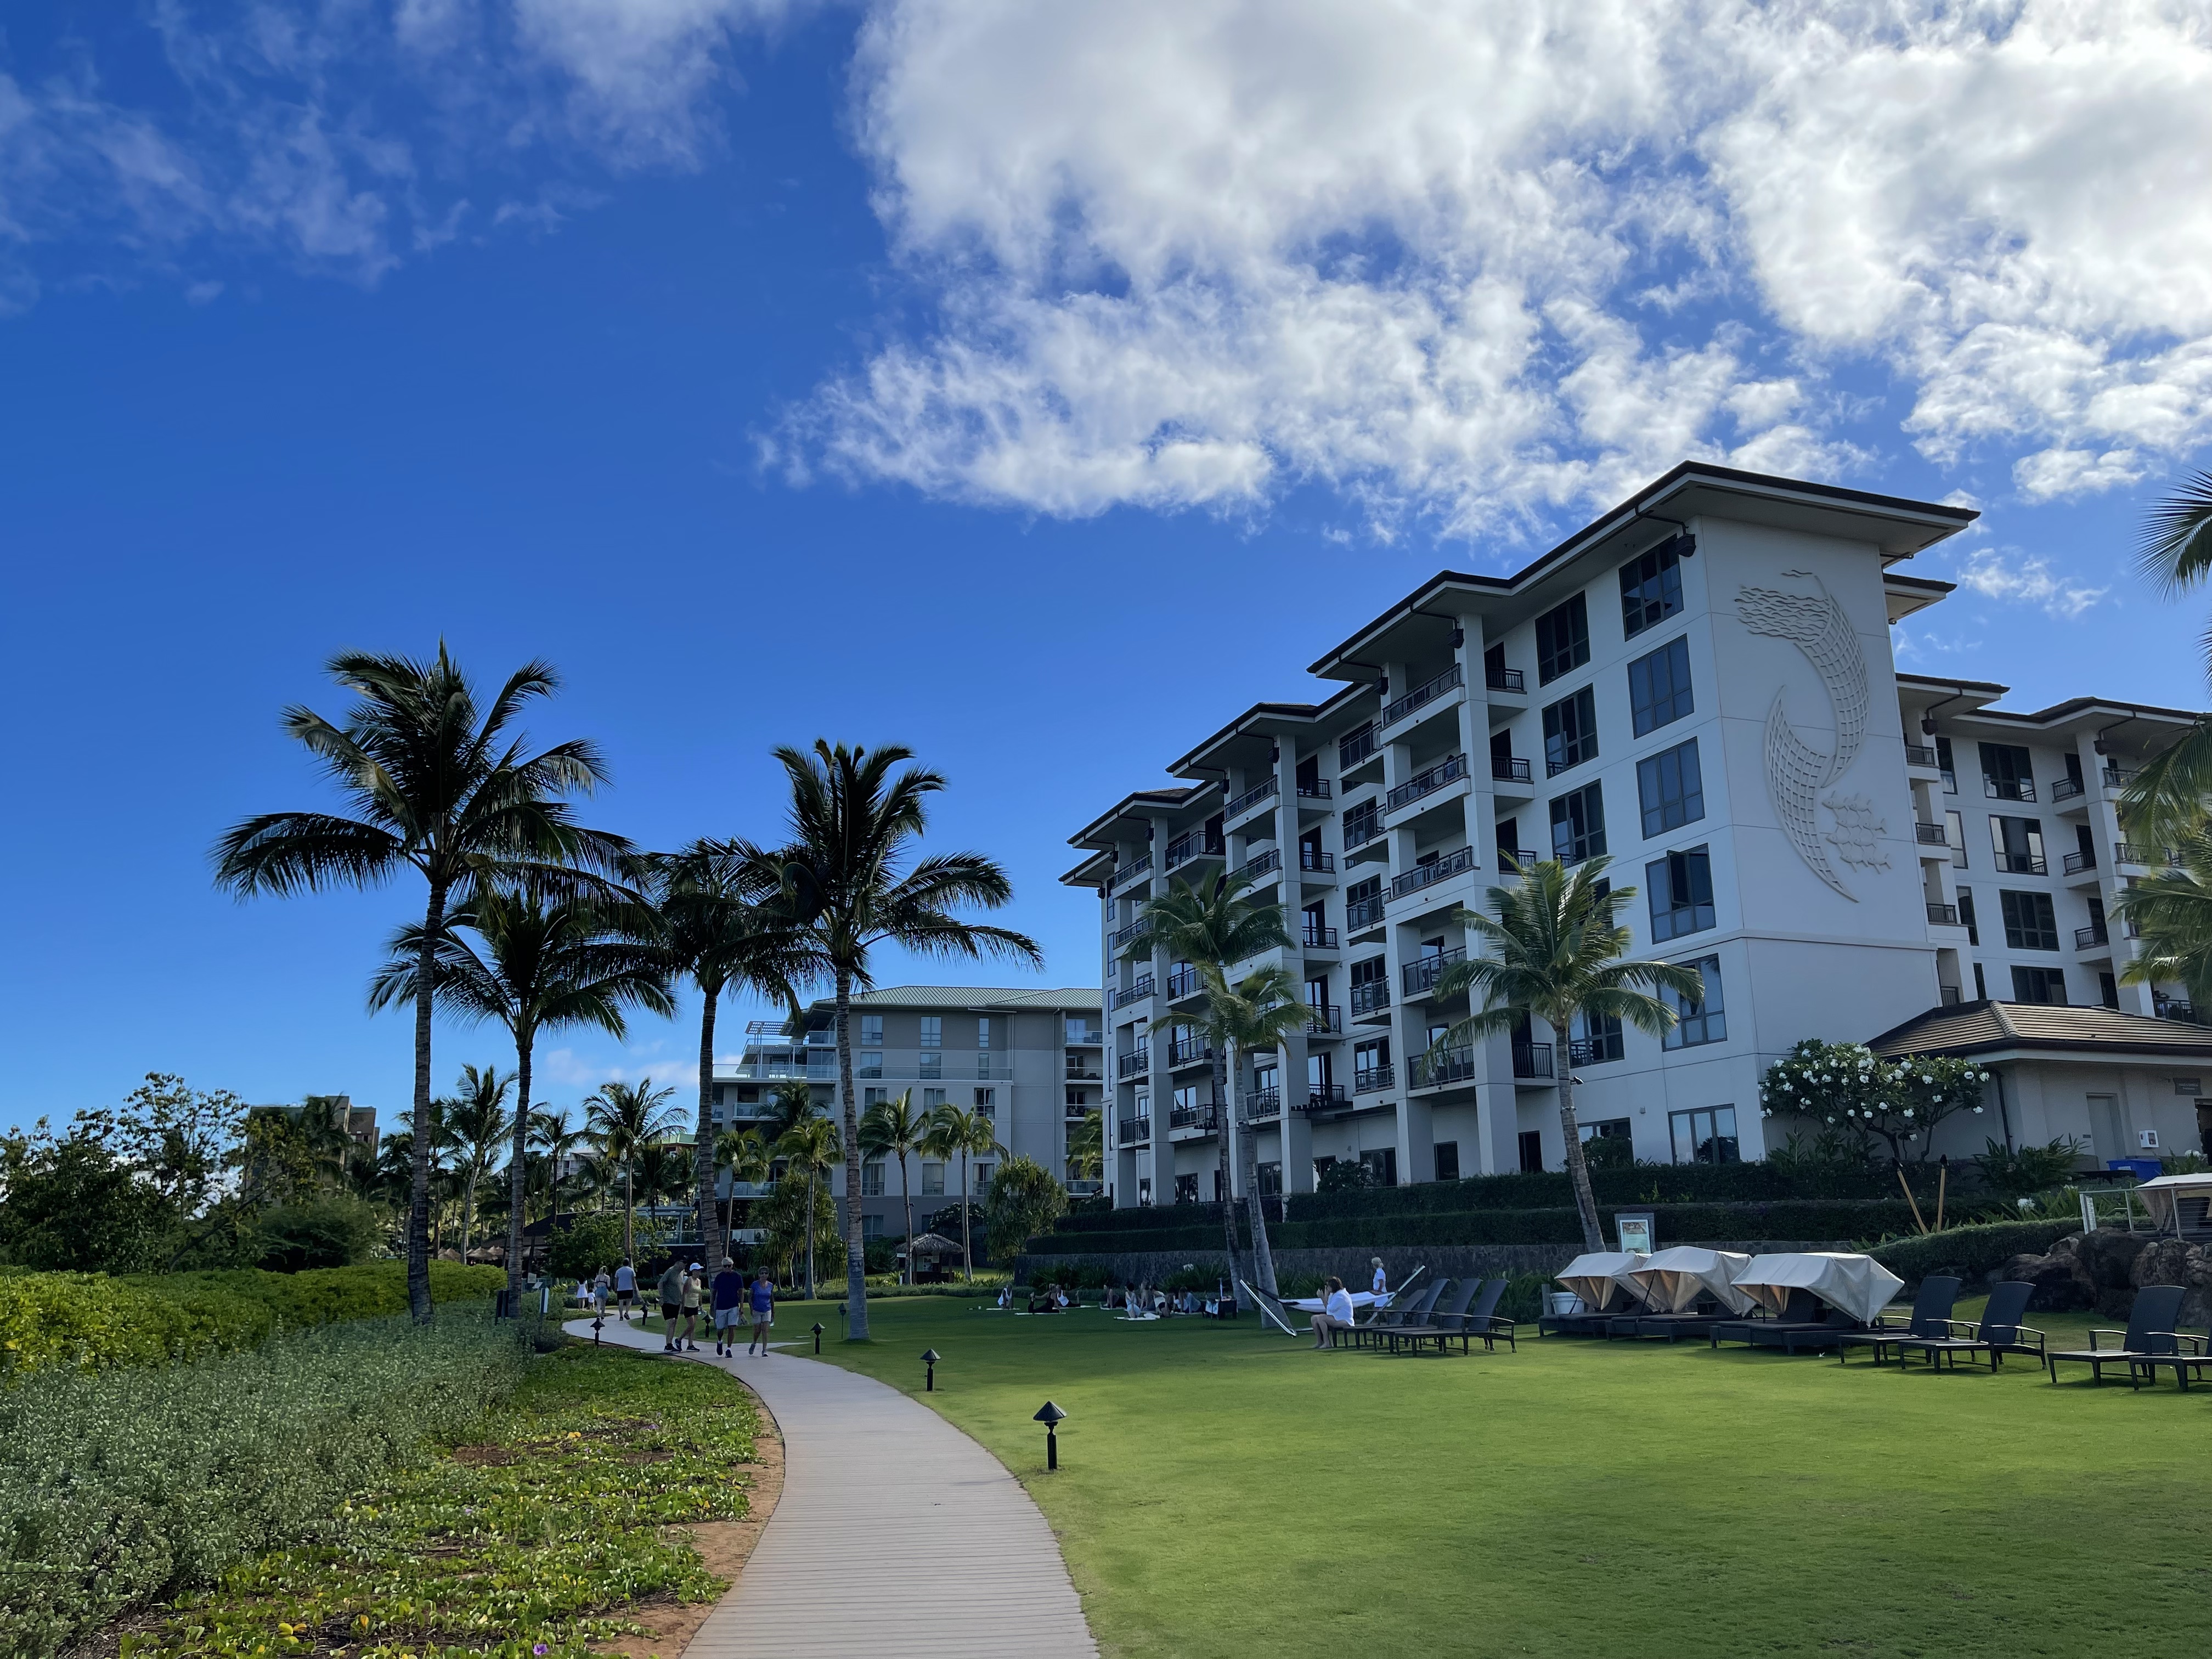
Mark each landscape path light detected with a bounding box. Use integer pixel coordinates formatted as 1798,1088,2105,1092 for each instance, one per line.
812,1321,825,1355
922,1347,941,1391
1034,1400,1068,1470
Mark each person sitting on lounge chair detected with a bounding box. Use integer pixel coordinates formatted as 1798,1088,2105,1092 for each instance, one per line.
1310,1277,1357,1350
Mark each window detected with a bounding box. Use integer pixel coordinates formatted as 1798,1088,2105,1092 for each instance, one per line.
1517,1130,1545,1173
974,1088,996,1117
1627,636,1694,736
2102,973,2121,1010
1550,781,1607,864
1256,1161,1283,1196
861,1014,883,1047
862,1160,885,1198
1946,809,1967,868
921,1161,946,1196
1065,1087,1087,1109
919,1015,942,1047
1669,1105,1740,1165
974,1161,994,1192
2000,889,2059,951
1936,736,1957,793
1359,1148,1399,1187
923,1087,947,1111
2012,964,2068,1005
1647,847,1714,941
1620,540,1683,637
859,1048,883,1079
1662,955,1725,1048
919,1051,943,1080
1958,886,1980,946
1535,592,1590,684
1980,742,2034,801
1989,816,2046,874
977,1017,992,1049
1543,686,1599,775
862,1213,884,1240
1581,1117,1633,1142
1174,1173,1200,1204
863,1087,888,1109
1973,961,1988,999
1637,738,1705,837
1571,1007,1625,1063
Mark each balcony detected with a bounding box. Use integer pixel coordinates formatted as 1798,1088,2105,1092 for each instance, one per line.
1410,1044,1477,1089
1110,918,1148,950
1064,1180,1104,1198
1491,754,1532,785
1243,1086,1282,1120
1169,1036,1215,1068
1297,777,1333,802
1166,964,1201,999
1307,1003,1345,1036
1300,845,1336,874
1568,1035,1623,1066
1293,1084,1349,1114
1993,852,2049,876
2051,775,2085,803
1905,744,1939,769
1499,848,1535,876
1342,806,1385,851
2075,922,2110,950
1240,847,1283,882
1111,855,1153,890
1169,1104,1221,1136
1403,944,1468,996
2157,996,2203,1024
1513,1041,1555,1080
1164,831,1224,872
2103,765,2139,791
1354,1063,1395,1093
1383,663,1464,729
1113,975,1155,1009
1118,1116,1151,1147
1347,893,1387,930
1339,725,1378,771
2062,849,2097,876
1116,1047,1151,1079
1927,902,1960,926
1914,821,1950,845
1350,980,1391,1017
1390,843,1479,900
2112,843,2169,867
1983,775,2037,802
1064,1063,1103,1081
1226,776,1279,821
1066,1026,1104,1046
1386,753,1469,812
1302,922,1340,950
1486,664,1525,693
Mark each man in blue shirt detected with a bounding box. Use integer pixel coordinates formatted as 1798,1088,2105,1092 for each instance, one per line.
710,1258,746,1357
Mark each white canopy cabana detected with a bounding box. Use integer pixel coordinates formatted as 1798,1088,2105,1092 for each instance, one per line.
1628,1246,1754,1314
1731,1252,1903,1324
2129,1173,2212,1234
1554,1252,1650,1312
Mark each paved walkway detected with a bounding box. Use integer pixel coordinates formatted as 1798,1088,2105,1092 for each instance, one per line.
564,1318,1097,1658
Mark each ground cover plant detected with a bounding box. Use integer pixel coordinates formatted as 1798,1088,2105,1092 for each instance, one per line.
119,1342,761,1659
804,1295,2212,1658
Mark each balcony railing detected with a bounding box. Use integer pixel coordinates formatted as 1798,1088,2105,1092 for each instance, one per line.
1383,663,1464,727
1568,1035,1623,1065
1486,664,1525,693
1491,754,1532,784
1118,1116,1151,1147
1226,776,1278,820
2051,776,2085,803
1513,1041,1555,1079
1167,965,1200,998
1410,1045,1477,1088
1350,980,1391,1015
1111,919,1147,949
1984,775,2036,802
1914,822,1950,845
1390,843,1479,900
2062,849,2096,875
1342,806,1384,850
1302,923,1340,950
1308,1003,1344,1035
1294,1085,1348,1114
1111,855,1153,889
1116,1048,1150,1079
1064,1064,1103,1081
1169,1104,1221,1133
1347,894,1387,930
1297,777,1333,800
2076,922,2110,949
2157,996,2203,1024
1994,852,2048,875
2112,843,2168,866
1164,831,1224,871
1169,1036,1215,1066
1113,975,1155,1009
2103,765,2139,789
1354,1063,1395,1093
1386,753,1469,811
1240,847,1283,880
1940,984,1962,1006
1499,848,1535,875
1403,944,1467,995
1905,743,1938,769
1927,902,1960,926
1300,845,1336,873
1243,1086,1282,1119
1339,725,1378,770
1068,1026,1104,1046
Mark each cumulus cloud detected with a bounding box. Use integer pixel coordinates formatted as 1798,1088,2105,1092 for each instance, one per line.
1953,546,2109,619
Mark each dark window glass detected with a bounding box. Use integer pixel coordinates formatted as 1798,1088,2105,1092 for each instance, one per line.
2011,964,2067,1004
1958,886,1980,946
1535,592,1590,685
2000,889,2059,951
1989,815,2046,874
1662,955,1725,1049
1433,1141,1460,1182
1637,738,1703,837
1980,742,2035,801
1542,686,1599,776
1550,782,1606,864
1620,541,1683,638
1646,847,1715,941
2100,972,2119,1009
1936,735,1957,794
1627,636,1694,736
1571,1007,1625,1063
1517,1130,1545,1173
1669,1105,1740,1164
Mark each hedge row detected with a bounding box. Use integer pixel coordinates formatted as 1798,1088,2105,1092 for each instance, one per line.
1022,1199,1935,1255
0,1261,509,1378
1867,1219,2083,1290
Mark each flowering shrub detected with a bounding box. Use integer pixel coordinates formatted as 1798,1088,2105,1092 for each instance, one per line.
1758,1039,1990,1166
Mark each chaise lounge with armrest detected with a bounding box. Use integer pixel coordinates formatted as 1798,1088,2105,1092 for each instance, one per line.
1883,1280,2042,1372
1382,1277,1482,1353
1351,1279,1448,1350
1392,1278,1518,1355
2045,1285,2188,1389
1835,1276,1961,1365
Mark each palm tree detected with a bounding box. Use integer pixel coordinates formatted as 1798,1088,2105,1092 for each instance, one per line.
529,1105,592,1235
1126,867,1294,1298
641,843,806,1271
714,1126,773,1244
2124,473,2212,840
585,1078,684,1260
737,741,1041,1339
211,647,625,1320
370,886,673,1292
922,1103,1004,1282
1066,1107,1104,1182
858,1089,929,1283
442,1063,515,1262
774,1113,842,1297
637,1139,695,1211
2114,824,2212,1013
1430,857,1706,1251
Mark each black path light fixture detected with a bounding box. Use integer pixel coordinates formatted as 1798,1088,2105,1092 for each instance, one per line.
811,1320,825,1355
922,1347,941,1392
1035,1400,1068,1470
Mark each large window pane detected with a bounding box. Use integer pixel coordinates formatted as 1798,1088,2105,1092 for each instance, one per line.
1535,592,1590,685
1550,782,1606,864
1637,738,1705,837
1627,636,1694,736
1620,541,1683,638
1543,686,1599,776
1662,954,1725,1049
1646,847,1714,941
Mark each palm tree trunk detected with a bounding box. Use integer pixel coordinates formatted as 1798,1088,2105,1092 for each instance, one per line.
959,1156,973,1283
695,977,724,1271
462,1173,477,1263
804,1177,817,1299
1232,1040,1278,1297
506,1024,533,1294
836,971,870,1339
1553,1017,1605,1252
623,1164,635,1263
1208,1045,1245,1304
900,1155,914,1286
406,882,442,1323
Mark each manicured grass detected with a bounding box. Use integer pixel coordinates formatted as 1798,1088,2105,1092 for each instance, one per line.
806,1295,2212,1658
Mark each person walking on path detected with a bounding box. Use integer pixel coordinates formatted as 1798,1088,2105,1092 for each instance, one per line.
614,1259,637,1321
710,1257,745,1356
746,1267,776,1355
658,1259,687,1351
592,1266,611,1315
680,1260,705,1352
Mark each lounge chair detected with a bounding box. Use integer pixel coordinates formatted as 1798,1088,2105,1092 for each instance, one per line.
1384,1278,1484,1354
2045,1285,2188,1389
1612,1305,1741,1341
1352,1279,1448,1350
1835,1276,1962,1365
1886,1281,2042,1372
1435,1279,1517,1353
1709,1288,1826,1348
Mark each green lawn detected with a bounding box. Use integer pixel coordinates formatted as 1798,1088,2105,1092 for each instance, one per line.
795,1294,2210,1659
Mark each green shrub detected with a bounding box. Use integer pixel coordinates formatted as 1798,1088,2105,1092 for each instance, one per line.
1162,1260,1231,1292
249,1195,383,1271
1867,1218,2083,1289
1976,1137,2087,1199
1497,1271,1549,1325
546,1212,628,1278
985,1156,1068,1264
1316,1160,1374,1193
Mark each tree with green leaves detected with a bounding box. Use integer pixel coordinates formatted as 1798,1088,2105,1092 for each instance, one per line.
211,646,627,1320
983,1154,1066,1267
2114,825,2212,1015
1125,867,1293,1300
736,741,1040,1339
370,885,672,1290
1430,856,1706,1252
585,1078,684,1261
530,1105,592,1237
441,1063,515,1263
2124,473,2212,842
1066,1107,1104,1182
858,1089,930,1282
774,1111,842,1297
714,1125,772,1243
921,1102,1004,1280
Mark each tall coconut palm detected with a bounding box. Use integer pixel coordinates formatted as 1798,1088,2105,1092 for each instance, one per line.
1066,1108,1104,1182
211,647,626,1320
1125,867,1293,1299
774,1113,842,1297
714,1126,773,1245
2114,823,2212,1013
640,843,808,1272
370,886,673,1291
921,1103,1004,1282
858,1089,929,1283
442,1063,515,1262
585,1079,684,1261
2124,473,2212,840
736,741,1041,1339
529,1105,592,1237
1430,856,1706,1251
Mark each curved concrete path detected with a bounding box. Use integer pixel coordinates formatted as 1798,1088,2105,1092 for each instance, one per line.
564,1318,1097,1658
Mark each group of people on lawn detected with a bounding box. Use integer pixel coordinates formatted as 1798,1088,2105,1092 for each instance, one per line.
584,1257,777,1356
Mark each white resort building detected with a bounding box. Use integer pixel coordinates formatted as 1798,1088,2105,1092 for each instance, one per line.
1062,462,2212,1207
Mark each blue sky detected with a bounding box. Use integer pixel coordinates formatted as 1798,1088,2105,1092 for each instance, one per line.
6,3,2212,1131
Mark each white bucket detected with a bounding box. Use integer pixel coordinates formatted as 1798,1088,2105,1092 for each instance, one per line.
1544,1291,1582,1316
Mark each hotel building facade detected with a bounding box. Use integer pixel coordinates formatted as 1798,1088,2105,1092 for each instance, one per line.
1063,463,2206,1207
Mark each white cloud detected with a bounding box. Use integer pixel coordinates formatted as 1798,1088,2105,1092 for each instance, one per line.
1953,546,2109,619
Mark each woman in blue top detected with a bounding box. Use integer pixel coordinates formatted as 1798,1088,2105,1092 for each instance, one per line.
746,1269,776,1356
